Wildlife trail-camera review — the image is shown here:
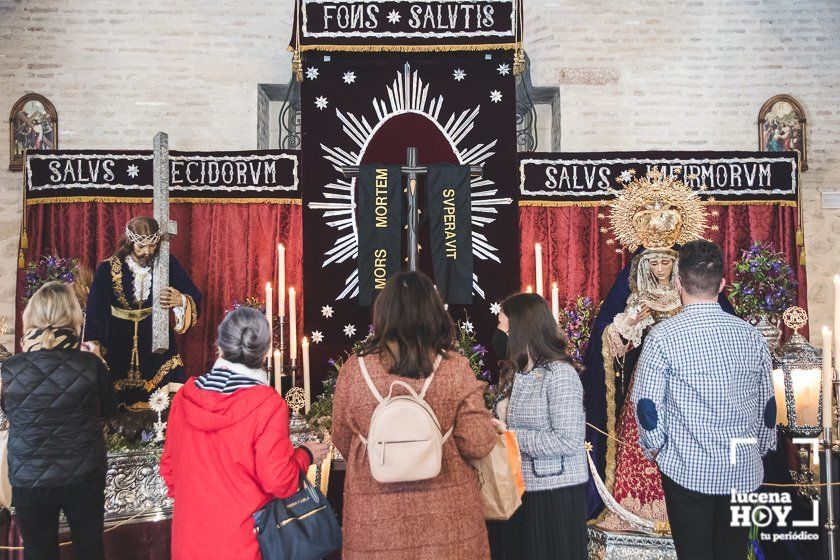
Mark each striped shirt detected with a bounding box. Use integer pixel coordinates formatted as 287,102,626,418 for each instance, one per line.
631,302,777,495
195,358,268,393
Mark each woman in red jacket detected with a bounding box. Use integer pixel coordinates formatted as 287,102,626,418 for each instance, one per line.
160,307,329,560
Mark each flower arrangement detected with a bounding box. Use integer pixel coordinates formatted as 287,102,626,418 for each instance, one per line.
728,242,797,321
22,255,80,303
307,316,494,431
558,296,600,365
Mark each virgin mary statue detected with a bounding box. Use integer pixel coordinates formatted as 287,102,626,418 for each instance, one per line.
582,168,730,532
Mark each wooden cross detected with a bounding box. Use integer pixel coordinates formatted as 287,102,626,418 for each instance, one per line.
152,132,177,354
340,147,481,271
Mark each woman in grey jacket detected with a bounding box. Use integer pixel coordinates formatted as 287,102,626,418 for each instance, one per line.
489,293,588,560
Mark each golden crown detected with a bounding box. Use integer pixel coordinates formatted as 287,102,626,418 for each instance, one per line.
606,167,707,252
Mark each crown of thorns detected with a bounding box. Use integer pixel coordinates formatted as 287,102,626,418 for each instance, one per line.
125,226,161,247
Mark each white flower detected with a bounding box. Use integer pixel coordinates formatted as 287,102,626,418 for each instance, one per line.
343,324,357,338
149,388,170,413
127,164,140,179
342,71,356,84
490,302,502,315
462,320,474,334
311,330,324,344
619,170,633,183
497,63,511,76
314,96,328,110
321,305,334,318
305,67,319,80
489,90,502,103
386,9,401,24
453,68,467,82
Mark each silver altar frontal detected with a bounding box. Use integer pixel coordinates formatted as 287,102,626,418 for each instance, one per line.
103,450,172,525
587,526,676,560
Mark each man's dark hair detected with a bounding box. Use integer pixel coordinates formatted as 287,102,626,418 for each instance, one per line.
678,240,724,297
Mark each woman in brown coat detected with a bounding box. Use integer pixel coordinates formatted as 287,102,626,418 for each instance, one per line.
332,271,497,560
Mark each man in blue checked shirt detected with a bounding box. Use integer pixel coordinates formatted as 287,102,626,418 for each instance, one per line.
631,240,776,560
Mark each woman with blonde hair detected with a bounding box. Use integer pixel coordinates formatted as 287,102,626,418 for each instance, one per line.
2,281,115,559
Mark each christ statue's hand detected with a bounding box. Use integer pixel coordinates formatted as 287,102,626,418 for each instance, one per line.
161,287,183,309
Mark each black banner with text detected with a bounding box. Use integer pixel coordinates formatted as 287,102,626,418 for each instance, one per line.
426,164,473,304
25,150,300,202
357,164,403,306
296,0,518,50
518,151,799,204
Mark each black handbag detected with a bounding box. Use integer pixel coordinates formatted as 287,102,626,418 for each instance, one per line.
253,477,342,560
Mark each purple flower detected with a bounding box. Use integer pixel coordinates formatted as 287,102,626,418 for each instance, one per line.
743,287,754,296
327,359,336,366
472,344,487,355
140,430,153,443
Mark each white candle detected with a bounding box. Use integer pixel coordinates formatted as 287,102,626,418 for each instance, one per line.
525,285,533,294
278,244,286,318
302,337,311,413
273,350,282,394
823,326,833,429
265,282,273,364
834,275,840,374
289,287,297,361
535,243,543,297
551,282,560,322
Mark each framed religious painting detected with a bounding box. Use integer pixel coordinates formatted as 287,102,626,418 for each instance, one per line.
758,94,807,171
8,93,57,171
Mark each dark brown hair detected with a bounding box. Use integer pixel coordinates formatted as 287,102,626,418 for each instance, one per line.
499,293,575,389
358,271,455,378
113,216,161,259
678,240,724,297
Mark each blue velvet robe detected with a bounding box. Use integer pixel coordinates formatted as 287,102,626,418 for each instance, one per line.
84,254,201,409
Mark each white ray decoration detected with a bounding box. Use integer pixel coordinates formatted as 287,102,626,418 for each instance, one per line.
309,62,513,300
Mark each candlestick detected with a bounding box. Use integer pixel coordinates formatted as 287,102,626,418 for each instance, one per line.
535,243,543,297
551,282,560,322
265,282,273,366
278,244,286,318
823,326,833,429
302,337,311,413
289,287,297,361
273,350,283,394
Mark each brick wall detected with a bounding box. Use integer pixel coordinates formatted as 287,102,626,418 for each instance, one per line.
0,0,838,341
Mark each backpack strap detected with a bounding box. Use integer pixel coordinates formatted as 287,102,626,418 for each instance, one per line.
419,354,444,399
358,356,383,404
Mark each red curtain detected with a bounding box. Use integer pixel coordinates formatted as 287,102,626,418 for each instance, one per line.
18,202,303,377
519,204,807,327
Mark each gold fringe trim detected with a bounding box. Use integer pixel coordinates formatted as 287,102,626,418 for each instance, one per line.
594,328,619,525
144,354,184,393
299,42,518,53
120,402,150,411
518,199,797,208
26,196,301,206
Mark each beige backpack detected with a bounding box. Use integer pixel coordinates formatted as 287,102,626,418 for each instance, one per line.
357,355,452,483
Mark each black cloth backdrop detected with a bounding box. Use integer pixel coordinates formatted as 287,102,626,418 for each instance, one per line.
357,164,403,306
301,51,520,373
426,163,473,304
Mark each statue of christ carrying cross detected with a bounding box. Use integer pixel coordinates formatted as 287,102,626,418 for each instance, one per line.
84,216,202,409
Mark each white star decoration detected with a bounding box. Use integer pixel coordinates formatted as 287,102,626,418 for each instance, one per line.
311,330,324,344
342,71,356,84
321,305,334,318
619,170,633,183
462,320,474,334
490,302,502,315
305,67,319,80
453,68,467,82
490,90,503,103
497,63,511,76
343,324,357,338
386,10,401,24
127,164,140,179
314,96,329,110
